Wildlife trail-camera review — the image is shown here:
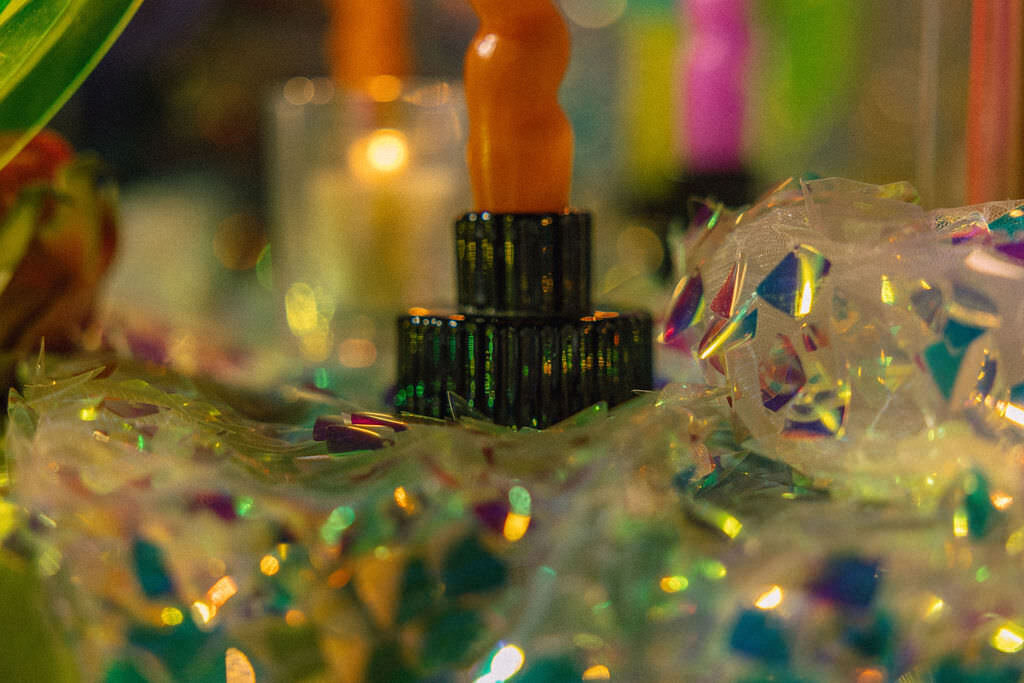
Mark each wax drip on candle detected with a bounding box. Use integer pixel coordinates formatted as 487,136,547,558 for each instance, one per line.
678,0,749,172
327,0,411,99
465,0,574,213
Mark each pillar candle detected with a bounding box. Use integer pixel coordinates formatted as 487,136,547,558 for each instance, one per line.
326,0,411,96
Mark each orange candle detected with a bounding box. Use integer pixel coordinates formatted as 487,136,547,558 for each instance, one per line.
327,0,411,97
465,0,574,212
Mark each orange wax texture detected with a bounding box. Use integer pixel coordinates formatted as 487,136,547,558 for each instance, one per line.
466,0,574,213
327,0,410,95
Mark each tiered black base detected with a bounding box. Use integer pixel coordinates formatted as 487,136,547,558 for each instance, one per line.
396,309,653,428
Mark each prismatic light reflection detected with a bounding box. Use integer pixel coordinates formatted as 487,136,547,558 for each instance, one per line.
992,621,1024,653
662,272,704,344
755,585,784,610
474,643,525,683
757,245,832,318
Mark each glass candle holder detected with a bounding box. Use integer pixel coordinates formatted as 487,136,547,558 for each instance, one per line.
267,77,468,367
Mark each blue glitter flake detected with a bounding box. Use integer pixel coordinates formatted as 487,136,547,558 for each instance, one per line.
756,245,831,318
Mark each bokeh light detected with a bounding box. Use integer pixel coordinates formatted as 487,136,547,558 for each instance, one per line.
559,0,627,29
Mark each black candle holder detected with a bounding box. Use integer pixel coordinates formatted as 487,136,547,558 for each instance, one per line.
396,210,653,428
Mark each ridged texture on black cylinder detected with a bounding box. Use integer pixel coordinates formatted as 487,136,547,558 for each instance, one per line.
456,211,591,315
396,310,653,428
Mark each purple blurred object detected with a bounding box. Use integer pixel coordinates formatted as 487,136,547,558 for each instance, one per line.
678,0,749,171
313,415,397,453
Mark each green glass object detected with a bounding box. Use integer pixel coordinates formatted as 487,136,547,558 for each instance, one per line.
441,534,507,598
0,0,144,169
962,469,998,540
420,608,483,669
989,206,1024,238
923,341,965,400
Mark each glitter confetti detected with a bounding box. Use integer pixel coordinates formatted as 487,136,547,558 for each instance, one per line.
11,180,1024,682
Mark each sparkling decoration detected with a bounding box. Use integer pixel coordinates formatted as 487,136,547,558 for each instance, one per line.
988,205,1024,237
756,245,832,318
13,179,1024,681
759,334,805,412
662,272,705,344
662,176,1024,469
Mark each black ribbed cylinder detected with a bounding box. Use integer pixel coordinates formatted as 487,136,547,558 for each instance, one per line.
456,211,591,316
396,310,653,429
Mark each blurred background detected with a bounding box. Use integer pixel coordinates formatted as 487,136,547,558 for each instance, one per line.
44,0,975,405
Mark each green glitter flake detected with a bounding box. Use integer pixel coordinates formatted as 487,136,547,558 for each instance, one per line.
509,486,532,516
313,367,329,389
136,435,145,451
976,566,991,583
700,559,728,580
320,506,355,544
235,496,254,517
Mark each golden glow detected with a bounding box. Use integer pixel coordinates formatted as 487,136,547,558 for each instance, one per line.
260,554,280,576
207,576,238,608
924,596,945,619
991,491,1014,510
367,130,408,172
408,307,430,316
953,507,969,538
490,644,525,679
582,665,611,679
366,74,403,102
354,128,409,176
285,609,307,627
285,282,319,334
225,647,256,683
79,406,97,421
992,622,1024,653
393,486,416,513
755,585,784,610
192,600,215,625
880,275,895,305
503,512,531,541
659,575,689,593
160,607,184,626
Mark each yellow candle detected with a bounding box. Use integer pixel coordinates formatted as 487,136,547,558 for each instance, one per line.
465,0,573,212
327,0,410,99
